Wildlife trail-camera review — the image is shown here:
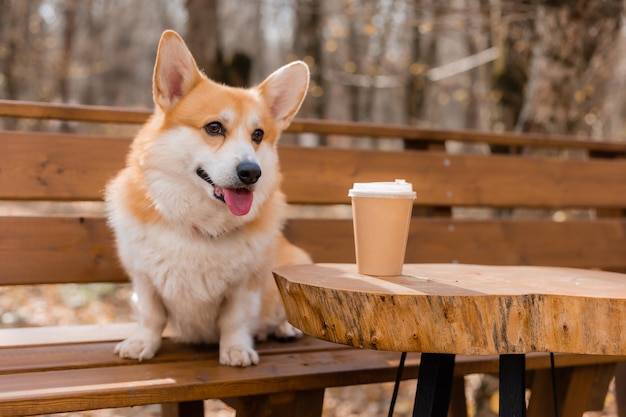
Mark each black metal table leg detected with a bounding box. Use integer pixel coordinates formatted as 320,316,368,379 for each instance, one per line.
413,353,456,417
499,354,526,417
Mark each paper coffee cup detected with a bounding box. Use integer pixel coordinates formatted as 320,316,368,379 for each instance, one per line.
349,180,416,276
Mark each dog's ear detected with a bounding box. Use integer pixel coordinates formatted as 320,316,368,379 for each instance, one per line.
257,61,310,132
152,30,203,111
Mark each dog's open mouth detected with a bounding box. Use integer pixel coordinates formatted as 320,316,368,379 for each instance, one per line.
196,168,253,216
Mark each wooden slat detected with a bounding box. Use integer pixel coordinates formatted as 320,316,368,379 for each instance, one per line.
0,340,619,417
285,218,626,270
1,326,621,382
4,133,626,208
2,100,626,152
2,216,625,286
0,341,621,417
287,119,626,153
0,348,417,417
0,323,136,348
279,146,626,208
0,333,347,374
410,218,626,269
0,100,151,124
0,216,127,285
0,131,129,201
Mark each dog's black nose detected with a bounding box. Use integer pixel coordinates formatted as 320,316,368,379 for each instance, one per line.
237,161,262,185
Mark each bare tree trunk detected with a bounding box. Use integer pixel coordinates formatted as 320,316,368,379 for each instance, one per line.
186,0,227,83
186,0,250,86
406,0,439,125
58,0,77,103
293,0,324,119
58,0,78,131
1,0,32,101
516,0,622,135
363,1,393,125
491,0,534,133
81,0,97,105
0,0,41,129
347,17,361,122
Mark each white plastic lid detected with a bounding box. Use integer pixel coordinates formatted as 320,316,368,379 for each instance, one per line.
348,179,416,199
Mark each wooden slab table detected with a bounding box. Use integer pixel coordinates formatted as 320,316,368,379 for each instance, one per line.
273,263,626,417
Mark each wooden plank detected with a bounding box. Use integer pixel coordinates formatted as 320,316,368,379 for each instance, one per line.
0,322,338,351
2,216,625,285
1,325,621,382
285,218,626,270
0,342,622,417
0,348,417,416
405,218,626,269
2,322,622,375
0,323,136,348
279,146,626,208
287,118,626,153
0,100,151,124
0,334,347,375
0,216,126,285
0,323,622,416
0,131,129,201
4,133,626,208
2,100,626,152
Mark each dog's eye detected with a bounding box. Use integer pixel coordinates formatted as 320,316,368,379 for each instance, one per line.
251,129,264,144
204,121,225,136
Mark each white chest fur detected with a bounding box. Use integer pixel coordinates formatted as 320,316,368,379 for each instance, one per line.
113,212,276,344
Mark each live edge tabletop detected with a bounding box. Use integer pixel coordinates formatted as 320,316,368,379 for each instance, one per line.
272,263,626,356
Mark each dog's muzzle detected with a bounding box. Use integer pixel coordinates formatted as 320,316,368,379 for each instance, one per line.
196,166,257,217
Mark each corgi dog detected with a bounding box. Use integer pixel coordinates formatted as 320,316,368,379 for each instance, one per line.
105,30,311,367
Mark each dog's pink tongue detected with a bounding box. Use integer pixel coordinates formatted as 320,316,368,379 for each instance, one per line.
224,188,253,216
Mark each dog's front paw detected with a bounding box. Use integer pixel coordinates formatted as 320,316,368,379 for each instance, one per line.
219,344,259,367
275,320,303,340
114,330,162,361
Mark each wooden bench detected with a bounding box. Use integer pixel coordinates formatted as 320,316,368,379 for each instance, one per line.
1,99,625,417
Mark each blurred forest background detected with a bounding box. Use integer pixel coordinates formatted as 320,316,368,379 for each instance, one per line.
2,0,626,143
1,1,625,416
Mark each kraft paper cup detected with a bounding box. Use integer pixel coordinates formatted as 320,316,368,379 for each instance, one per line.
348,180,416,276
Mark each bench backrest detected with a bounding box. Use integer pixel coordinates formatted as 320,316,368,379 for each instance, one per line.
1,100,626,287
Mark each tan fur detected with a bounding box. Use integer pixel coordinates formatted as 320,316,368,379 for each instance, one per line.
105,30,310,367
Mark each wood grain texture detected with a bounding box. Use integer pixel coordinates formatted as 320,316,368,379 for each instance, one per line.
0,345,415,417
280,146,626,208
3,216,625,285
274,263,626,355
286,218,626,270
0,334,346,375
2,100,626,152
0,100,151,124
1,323,619,376
0,323,137,349
0,332,621,416
0,131,129,200
4,132,626,209
0,216,126,285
